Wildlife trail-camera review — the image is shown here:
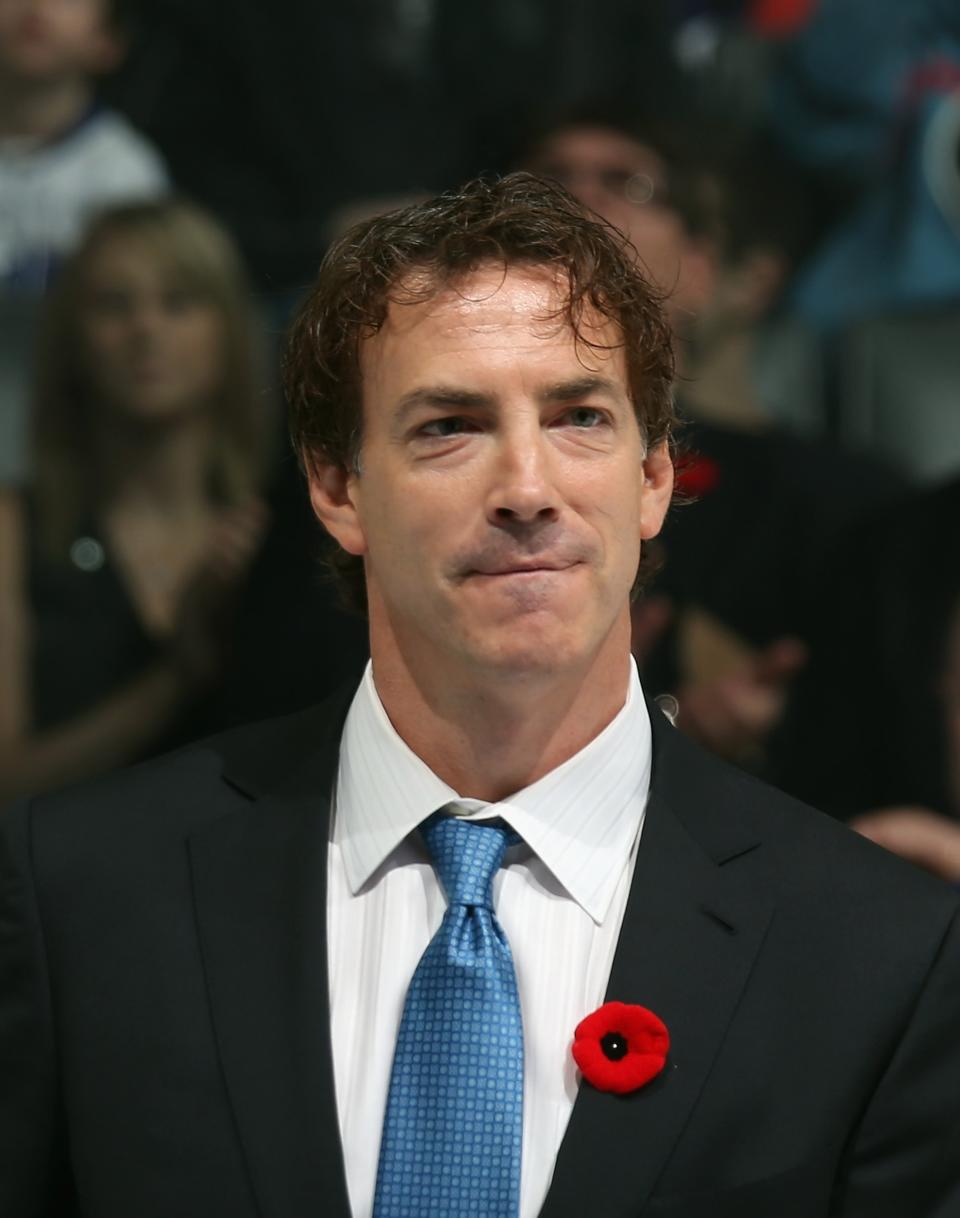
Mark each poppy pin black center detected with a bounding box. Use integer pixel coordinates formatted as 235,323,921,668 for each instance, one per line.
600,1031,628,1061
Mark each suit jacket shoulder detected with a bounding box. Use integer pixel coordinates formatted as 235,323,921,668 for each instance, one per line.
20,683,355,878
650,699,959,922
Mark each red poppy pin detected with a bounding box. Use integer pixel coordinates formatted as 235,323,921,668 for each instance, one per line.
572,1001,670,1094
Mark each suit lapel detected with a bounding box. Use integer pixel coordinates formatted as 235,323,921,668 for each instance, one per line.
188,697,353,1218
541,711,776,1218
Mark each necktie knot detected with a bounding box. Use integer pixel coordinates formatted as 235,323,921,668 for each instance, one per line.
421,811,510,910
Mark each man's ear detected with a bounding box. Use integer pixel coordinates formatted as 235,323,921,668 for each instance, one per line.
306,457,367,556
639,441,674,540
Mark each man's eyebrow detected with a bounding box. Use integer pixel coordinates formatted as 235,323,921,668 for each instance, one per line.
537,375,626,403
393,375,625,423
395,386,494,421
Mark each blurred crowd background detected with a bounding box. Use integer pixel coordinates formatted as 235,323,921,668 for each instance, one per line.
3,0,960,882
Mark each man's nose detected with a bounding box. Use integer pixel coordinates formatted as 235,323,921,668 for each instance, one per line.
485,430,561,527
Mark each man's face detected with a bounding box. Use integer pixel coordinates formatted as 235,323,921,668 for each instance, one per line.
0,0,117,83
309,263,673,685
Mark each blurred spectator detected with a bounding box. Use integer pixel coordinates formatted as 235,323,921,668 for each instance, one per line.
0,0,168,487
0,0,168,292
770,476,960,884
0,199,268,800
523,111,717,357
190,445,371,735
854,591,960,884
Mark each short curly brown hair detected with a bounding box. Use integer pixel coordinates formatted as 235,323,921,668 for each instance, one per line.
284,171,677,611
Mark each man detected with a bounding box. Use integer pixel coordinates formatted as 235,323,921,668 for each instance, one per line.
1,174,958,1217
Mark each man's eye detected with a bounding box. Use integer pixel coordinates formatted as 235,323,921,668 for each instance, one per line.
418,417,471,438
564,407,606,428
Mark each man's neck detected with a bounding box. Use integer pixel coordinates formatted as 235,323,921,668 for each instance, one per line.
369,616,634,802
0,75,93,142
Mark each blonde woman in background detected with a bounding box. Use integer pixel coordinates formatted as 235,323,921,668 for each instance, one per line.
0,200,269,800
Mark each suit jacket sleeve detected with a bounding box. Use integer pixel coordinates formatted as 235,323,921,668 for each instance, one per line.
837,904,960,1216
0,798,75,1215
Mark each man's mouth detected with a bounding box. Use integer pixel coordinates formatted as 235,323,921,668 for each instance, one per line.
468,560,580,577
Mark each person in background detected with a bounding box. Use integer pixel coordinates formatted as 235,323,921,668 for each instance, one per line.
522,113,715,367
865,592,960,884
0,199,268,801
0,0,167,293
0,0,168,489
771,475,960,886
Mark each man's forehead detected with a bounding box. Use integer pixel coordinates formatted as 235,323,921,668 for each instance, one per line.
365,261,626,358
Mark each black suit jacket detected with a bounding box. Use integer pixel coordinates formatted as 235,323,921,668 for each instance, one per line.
2,691,959,1217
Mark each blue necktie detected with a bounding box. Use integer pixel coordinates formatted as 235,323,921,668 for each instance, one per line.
373,811,524,1218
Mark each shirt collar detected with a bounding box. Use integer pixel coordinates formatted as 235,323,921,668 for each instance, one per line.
336,660,651,925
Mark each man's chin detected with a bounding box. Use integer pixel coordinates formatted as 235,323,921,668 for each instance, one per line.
456,619,592,680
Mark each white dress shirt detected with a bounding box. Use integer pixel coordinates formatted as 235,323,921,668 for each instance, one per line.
327,661,652,1218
